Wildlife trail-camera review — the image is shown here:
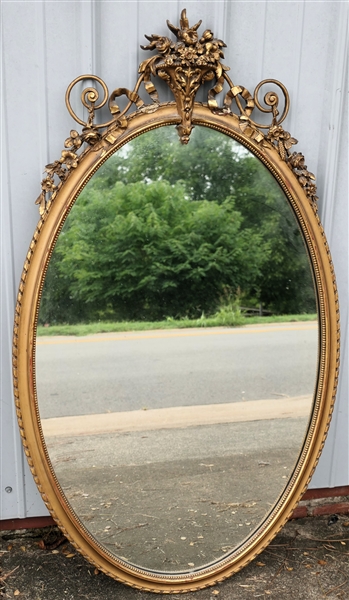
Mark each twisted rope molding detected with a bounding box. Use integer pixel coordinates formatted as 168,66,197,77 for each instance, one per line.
12,8,339,593
12,131,340,592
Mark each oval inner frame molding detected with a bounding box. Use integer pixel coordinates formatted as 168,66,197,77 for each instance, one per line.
13,10,339,593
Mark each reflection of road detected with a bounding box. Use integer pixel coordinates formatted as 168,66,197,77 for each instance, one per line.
42,395,312,438
36,323,318,419
46,418,308,571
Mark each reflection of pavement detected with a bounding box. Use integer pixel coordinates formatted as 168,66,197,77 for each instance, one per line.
42,395,312,437
36,323,318,418
38,323,316,572
45,416,310,468
46,418,309,572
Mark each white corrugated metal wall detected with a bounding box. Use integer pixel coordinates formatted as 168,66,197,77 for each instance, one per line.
1,0,348,520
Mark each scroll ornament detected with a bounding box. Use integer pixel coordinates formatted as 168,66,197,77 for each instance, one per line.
35,9,318,216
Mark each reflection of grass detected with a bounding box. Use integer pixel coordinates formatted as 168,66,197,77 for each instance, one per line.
37,313,317,337
240,313,317,325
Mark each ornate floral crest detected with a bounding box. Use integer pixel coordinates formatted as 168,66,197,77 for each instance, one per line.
35,9,318,216
139,10,228,144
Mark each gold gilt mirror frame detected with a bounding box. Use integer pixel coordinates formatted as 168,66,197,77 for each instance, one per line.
13,9,339,593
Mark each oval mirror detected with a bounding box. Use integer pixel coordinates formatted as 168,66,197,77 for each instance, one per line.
13,10,339,593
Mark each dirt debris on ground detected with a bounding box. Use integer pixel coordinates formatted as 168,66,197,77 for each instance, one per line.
1,515,348,600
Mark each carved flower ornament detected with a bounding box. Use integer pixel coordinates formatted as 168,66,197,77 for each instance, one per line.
35,8,318,215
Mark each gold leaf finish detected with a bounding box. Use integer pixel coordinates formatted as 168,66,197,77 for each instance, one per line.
35,9,317,215
141,9,227,143
15,8,339,594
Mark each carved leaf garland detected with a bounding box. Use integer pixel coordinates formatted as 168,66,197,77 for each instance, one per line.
35,9,318,215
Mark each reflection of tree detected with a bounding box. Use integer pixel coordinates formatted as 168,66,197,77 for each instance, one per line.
39,127,316,325
40,180,264,323
94,126,253,203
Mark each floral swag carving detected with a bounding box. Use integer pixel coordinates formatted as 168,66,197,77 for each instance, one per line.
36,9,318,216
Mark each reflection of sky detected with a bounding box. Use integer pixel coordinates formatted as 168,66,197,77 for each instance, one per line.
115,142,130,158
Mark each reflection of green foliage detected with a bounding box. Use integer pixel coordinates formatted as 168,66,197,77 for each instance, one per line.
39,126,316,325
41,180,264,323
236,164,316,314
95,126,256,203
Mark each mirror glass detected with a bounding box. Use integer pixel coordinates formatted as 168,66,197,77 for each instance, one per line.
35,126,318,572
